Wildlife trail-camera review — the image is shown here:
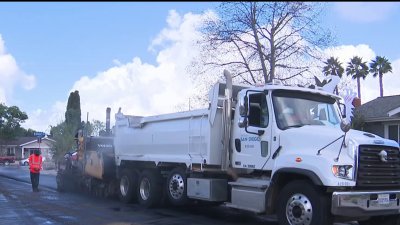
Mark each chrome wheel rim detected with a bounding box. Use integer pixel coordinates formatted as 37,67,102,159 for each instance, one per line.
169,173,184,200
120,176,129,197
286,193,312,225
139,177,150,201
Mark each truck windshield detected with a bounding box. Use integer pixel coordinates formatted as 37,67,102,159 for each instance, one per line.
272,90,341,130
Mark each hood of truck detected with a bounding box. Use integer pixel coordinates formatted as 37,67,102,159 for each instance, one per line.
279,125,399,155
279,125,344,157
274,125,399,186
346,129,399,147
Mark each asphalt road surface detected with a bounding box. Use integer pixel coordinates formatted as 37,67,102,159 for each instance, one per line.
0,165,358,225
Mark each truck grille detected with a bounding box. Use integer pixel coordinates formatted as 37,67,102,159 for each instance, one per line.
357,145,400,188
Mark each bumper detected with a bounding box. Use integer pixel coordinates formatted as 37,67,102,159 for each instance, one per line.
332,190,400,217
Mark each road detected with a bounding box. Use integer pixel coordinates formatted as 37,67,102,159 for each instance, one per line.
0,165,357,225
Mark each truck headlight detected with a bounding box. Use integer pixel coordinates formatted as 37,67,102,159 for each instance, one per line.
346,139,357,160
332,165,353,180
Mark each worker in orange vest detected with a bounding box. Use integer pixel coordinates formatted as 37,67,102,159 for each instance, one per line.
29,149,43,192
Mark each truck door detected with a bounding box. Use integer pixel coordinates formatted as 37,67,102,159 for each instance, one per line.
232,92,272,170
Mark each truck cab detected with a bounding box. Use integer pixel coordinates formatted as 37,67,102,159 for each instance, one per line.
228,80,400,225
231,85,344,172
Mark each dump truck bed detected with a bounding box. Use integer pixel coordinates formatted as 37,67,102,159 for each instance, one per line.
114,108,224,167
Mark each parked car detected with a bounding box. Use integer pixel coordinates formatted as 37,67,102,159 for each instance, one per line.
20,158,29,166
20,157,46,166
0,155,16,166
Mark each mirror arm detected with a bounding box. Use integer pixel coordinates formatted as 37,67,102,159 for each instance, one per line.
339,102,346,118
245,126,264,136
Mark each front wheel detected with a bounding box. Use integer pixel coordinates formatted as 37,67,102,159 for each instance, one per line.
358,215,400,225
277,180,332,225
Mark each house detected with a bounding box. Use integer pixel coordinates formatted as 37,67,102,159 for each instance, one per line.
0,136,55,160
355,95,400,144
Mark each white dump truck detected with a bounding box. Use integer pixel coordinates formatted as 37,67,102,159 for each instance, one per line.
113,70,400,225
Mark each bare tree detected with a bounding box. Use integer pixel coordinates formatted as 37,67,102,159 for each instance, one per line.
193,2,332,86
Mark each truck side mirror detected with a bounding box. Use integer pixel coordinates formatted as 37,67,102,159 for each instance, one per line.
239,96,248,117
238,117,247,128
340,119,351,133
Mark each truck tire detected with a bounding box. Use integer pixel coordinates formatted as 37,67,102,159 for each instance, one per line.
277,180,332,225
56,173,65,192
358,215,400,225
166,168,188,206
138,170,162,208
119,169,138,203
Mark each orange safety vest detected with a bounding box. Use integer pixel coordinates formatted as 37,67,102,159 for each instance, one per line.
29,154,43,173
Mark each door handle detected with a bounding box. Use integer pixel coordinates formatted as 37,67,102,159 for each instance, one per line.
235,139,241,152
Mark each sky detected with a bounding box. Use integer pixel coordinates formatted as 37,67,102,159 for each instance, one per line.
0,2,399,133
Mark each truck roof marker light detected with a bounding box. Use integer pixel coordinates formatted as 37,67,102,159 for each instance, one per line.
295,157,302,162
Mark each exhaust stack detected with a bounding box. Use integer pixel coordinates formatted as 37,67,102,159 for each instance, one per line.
106,107,111,136
222,69,232,170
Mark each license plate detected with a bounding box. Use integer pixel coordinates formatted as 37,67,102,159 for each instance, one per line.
377,194,390,205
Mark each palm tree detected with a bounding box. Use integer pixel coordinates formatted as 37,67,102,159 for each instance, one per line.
370,56,392,97
323,57,344,95
346,56,369,100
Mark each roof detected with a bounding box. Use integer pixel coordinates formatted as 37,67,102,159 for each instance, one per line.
0,136,55,146
356,95,400,121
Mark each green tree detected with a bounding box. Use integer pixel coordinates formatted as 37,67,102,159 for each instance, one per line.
351,109,365,131
90,120,105,136
14,127,37,137
50,90,83,160
82,121,93,137
49,122,76,159
322,57,344,95
346,56,369,100
82,120,107,137
369,56,392,97
0,103,28,140
0,104,29,156
65,90,81,128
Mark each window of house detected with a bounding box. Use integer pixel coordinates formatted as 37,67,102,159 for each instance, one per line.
6,147,15,156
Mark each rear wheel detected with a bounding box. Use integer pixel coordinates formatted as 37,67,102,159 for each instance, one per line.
138,170,162,208
166,168,188,206
119,169,138,203
56,171,77,192
56,173,65,192
358,215,400,225
277,180,332,225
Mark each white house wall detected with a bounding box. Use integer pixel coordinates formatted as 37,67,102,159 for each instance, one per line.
21,140,54,160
